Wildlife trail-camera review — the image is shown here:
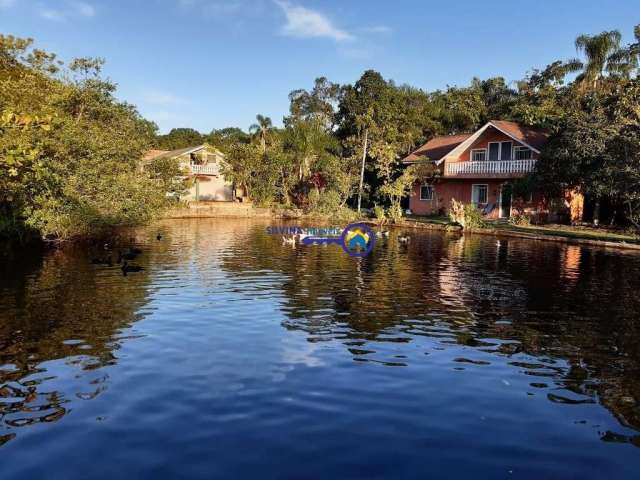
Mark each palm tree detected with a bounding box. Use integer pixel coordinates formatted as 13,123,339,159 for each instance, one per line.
249,114,272,154
284,119,334,182
565,30,625,90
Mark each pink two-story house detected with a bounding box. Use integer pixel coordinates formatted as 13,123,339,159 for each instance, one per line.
404,120,582,222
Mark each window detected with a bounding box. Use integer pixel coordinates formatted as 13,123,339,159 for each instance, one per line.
500,141,512,160
488,141,514,161
514,146,532,160
488,142,500,161
471,149,486,162
420,185,434,201
472,184,488,205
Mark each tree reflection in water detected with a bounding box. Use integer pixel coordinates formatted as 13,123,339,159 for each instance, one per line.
0,242,153,443
222,224,640,444
1,218,639,457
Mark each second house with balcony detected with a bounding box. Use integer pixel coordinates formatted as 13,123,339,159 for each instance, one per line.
404,120,581,221
144,144,241,202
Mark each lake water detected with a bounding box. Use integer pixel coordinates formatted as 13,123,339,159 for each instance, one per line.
1,219,639,479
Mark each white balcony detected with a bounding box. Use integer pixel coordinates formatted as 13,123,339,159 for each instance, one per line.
189,164,219,175
444,159,536,177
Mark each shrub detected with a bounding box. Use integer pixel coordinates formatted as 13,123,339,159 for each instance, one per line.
463,204,486,228
449,199,465,226
306,190,341,216
387,204,404,223
373,204,386,224
305,190,357,222
449,199,485,229
509,213,532,226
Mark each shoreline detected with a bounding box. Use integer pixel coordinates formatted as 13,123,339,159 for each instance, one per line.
394,219,640,252
6,205,639,253
165,203,640,252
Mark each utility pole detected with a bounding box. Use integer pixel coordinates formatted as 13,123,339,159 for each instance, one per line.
357,128,368,214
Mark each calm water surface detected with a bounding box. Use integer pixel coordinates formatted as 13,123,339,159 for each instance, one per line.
1,219,640,479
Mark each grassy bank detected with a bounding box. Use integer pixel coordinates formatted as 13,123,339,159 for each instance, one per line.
404,215,640,247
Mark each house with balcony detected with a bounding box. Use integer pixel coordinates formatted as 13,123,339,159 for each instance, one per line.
404,120,583,221
144,144,240,202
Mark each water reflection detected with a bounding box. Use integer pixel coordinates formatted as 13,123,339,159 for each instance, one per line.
221,225,640,442
1,218,640,478
0,245,152,442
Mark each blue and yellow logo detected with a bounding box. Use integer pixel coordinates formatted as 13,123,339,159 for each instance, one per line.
301,222,376,257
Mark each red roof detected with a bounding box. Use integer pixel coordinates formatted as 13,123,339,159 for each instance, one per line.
490,120,549,151
403,121,550,164
404,134,471,163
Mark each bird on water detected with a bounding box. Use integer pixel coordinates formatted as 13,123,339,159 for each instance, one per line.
121,261,144,276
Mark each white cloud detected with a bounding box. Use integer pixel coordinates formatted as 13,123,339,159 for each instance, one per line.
275,1,353,42
37,4,66,21
74,1,95,17
36,1,96,21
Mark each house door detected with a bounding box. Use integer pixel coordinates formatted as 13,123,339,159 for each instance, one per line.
500,184,512,218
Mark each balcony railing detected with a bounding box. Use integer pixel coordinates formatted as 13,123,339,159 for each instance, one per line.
189,164,219,175
445,159,536,177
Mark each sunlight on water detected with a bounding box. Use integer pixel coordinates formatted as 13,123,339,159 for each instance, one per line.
1,218,640,479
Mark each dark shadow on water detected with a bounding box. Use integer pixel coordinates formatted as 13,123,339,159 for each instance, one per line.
1,218,640,470
221,226,640,441
0,242,155,446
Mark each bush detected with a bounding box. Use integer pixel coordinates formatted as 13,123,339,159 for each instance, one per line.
306,190,341,216
463,204,486,228
305,190,358,223
373,204,386,224
509,213,532,226
449,199,485,229
387,203,403,223
334,207,359,223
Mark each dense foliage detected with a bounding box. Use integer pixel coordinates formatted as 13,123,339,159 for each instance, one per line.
0,35,180,240
3,24,640,240
205,25,640,227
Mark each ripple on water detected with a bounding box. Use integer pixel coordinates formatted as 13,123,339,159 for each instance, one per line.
1,219,640,479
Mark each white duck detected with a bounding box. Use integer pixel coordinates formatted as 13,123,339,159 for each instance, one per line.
282,236,296,246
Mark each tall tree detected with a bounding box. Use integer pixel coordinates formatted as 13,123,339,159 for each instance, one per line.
566,30,625,90
336,70,394,212
285,77,341,130
249,114,273,154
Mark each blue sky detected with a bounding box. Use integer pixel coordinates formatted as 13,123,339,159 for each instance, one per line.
1,0,639,133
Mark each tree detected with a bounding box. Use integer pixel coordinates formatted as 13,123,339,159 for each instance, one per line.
285,76,341,130
282,119,337,183
379,163,436,222
248,114,273,154
336,70,396,212
206,127,250,150
431,84,485,133
0,34,173,240
511,62,573,129
536,77,640,228
155,128,204,150
566,30,625,90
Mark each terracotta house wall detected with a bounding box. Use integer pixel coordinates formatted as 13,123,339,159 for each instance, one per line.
410,179,549,220
411,180,504,218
